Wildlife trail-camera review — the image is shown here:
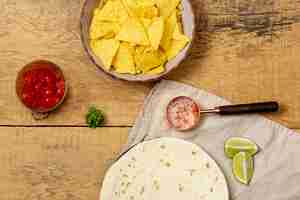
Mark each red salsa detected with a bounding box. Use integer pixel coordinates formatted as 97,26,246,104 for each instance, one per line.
17,60,65,112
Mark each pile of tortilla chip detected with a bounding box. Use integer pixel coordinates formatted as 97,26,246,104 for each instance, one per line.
89,0,190,75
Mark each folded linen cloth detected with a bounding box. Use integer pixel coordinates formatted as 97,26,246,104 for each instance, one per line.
124,80,300,200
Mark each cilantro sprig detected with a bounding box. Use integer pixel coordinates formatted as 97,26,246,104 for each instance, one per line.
86,106,105,128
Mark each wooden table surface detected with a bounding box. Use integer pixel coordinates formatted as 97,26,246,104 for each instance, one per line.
1,0,300,199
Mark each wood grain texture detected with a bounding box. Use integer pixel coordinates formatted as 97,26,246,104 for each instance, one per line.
0,0,300,128
0,127,128,200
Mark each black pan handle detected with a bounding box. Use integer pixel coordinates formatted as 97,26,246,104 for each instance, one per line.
218,101,279,115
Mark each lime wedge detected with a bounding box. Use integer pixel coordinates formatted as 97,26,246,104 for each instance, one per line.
233,152,254,185
225,137,258,158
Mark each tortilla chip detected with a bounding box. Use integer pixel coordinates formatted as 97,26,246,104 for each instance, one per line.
173,22,183,40
136,5,158,18
166,34,189,60
93,8,101,16
141,18,153,28
89,8,103,29
90,21,121,39
177,3,183,10
146,65,165,74
120,0,136,17
155,0,180,18
113,42,136,74
97,0,128,23
135,45,149,55
138,0,156,6
135,48,167,72
102,32,117,39
116,17,149,45
90,39,120,70
176,6,182,19
160,11,177,51
148,17,164,50
122,0,157,18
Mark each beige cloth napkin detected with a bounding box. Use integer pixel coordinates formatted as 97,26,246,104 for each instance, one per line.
124,80,300,200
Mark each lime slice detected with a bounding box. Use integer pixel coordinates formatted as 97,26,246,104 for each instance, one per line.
233,152,254,185
225,137,258,158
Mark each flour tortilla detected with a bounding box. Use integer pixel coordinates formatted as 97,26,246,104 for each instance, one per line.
100,137,229,200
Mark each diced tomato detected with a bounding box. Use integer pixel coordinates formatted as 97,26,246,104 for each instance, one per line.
18,61,65,112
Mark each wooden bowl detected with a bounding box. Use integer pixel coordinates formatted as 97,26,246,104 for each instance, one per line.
16,60,67,113
80,0,195,82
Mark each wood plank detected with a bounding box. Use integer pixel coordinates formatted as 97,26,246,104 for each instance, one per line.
0,127,298,200
0,127,128,200
0,0,300,128
195,0,300,14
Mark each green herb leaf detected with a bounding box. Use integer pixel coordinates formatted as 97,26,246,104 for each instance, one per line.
86,106,105,128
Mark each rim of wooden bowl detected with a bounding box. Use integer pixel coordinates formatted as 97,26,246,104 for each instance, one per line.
80,0,196,82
